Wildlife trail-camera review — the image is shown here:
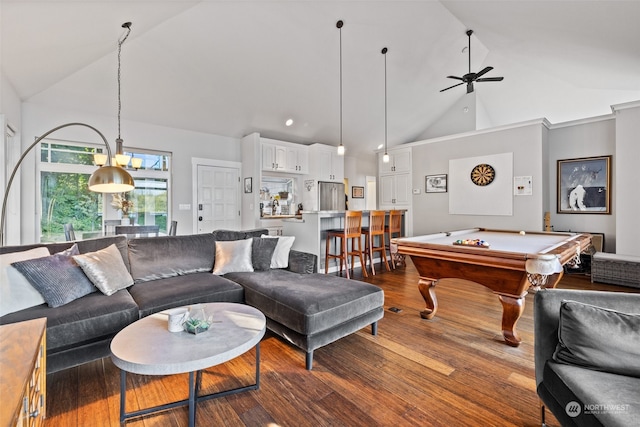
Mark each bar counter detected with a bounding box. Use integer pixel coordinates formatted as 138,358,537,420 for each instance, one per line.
282,210,406,273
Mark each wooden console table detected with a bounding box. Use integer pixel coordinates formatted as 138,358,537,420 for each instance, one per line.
0,318,47,427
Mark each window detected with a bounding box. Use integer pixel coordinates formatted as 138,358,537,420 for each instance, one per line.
39,139,171,242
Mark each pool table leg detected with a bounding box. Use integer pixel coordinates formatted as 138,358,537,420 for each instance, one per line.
498,295,525,347
418,278,438,320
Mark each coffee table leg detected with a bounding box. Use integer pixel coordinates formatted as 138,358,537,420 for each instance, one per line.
188,371,196,427
120,370,127,424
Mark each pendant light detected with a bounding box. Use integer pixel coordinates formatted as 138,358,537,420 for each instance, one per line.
382,47,390,163
93,22,141,171
336,20,345,156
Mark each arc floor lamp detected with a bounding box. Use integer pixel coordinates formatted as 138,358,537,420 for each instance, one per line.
0,122,134,246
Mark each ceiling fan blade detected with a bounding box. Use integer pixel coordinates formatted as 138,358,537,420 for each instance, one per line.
446,75,464,81
476,77,504,82
474,66,493,79
440,82,465,92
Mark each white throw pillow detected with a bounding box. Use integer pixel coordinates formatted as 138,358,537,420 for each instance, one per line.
0,247,50,316
212,238,254,275
261,234,295,269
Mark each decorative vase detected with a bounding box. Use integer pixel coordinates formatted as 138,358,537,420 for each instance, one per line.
121,217,130,226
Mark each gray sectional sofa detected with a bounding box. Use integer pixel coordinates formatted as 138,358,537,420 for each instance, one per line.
534,289,640,427
0,229,384,372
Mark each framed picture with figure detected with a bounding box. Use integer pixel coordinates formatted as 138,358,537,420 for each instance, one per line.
425,174,447,193
352,186,364,199
557,156,611,214
244,177,252,193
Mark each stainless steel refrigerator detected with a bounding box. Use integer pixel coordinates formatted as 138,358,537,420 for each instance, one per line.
318,181,346,211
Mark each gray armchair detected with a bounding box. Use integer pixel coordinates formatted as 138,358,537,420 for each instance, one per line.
534,289,640,426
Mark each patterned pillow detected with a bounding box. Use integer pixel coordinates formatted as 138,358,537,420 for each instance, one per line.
73,244,134,296
11,244,97,308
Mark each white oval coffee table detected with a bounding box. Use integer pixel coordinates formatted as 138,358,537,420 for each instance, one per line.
110,302,266,426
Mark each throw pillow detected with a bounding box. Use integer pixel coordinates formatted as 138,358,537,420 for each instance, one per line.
553,300,640,377
261,234,295,269
0,247,50,316
73,244,134,296
11,245,97,308
252,237,278,271
212,238,254,275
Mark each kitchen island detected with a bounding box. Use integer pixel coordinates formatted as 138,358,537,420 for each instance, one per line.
282,210,406,273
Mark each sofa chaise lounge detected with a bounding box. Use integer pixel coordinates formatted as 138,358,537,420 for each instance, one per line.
1,229,384,372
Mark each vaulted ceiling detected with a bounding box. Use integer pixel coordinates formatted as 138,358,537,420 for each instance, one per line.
2,1,639,156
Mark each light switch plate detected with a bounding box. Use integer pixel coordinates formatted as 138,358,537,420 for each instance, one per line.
179,204,191,210
412,189,421,194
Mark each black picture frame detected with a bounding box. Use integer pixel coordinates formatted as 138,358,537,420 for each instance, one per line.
557,155,611,214
244,177,252,193
425,174,447,193
352,186,364,198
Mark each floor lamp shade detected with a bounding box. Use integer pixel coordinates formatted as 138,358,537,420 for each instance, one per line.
1,122,134,245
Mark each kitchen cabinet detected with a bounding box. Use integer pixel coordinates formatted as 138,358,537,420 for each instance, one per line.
285,145,309,174
262,142,287,171
380,173,411,207
309,143,344,182
379,147,411,174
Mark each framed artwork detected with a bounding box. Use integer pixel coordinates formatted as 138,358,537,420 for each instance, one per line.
557,155,611,214
244,177,252,193
352,186,364,199
425,174,447,193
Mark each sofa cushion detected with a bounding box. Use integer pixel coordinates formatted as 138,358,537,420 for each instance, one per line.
0,247,50,316
127,234,216,283
0,289,139,352
212,239,254,275
261,235,295,268
543,360,640,427
11,245,97,308
128,272,244,317
252,237,278,271
225,269,384,335
74,244,134,296
553,300,640,377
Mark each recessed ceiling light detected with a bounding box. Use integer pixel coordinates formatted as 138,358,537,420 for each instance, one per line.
377,144,384,150
285,118,294,126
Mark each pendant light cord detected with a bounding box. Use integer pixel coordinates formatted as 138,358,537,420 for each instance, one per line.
337,20,343,147
117,23,132,141
382,47,388,155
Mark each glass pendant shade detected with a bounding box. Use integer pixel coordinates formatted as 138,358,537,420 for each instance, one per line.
383,153,390,163
130,157,143,169
337,144,345,155
93,153,108,166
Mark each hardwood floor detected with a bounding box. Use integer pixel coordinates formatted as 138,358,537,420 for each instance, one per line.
45,260,637,427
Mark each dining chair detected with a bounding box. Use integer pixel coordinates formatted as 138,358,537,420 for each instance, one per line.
63,223,76,241
169,220,178,236
384,210,404,269
361,210,390,275
115,225,160,238
104,219,122,235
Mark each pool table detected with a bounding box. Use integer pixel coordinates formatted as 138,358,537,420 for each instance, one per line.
393,228,592,346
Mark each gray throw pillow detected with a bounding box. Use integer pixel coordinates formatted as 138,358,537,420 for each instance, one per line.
73,244,134,296
11,244,97,308
553,300,640,377
252,237,278,271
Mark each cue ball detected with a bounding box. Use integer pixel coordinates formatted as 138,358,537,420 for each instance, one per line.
519,231,526,235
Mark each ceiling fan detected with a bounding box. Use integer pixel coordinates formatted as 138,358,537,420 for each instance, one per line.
440,29,504,94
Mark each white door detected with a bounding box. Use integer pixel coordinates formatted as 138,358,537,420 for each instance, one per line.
197,165,240,233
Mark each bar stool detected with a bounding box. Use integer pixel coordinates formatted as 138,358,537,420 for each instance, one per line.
361,210,390,275
325,210,367,279
384,210,404,269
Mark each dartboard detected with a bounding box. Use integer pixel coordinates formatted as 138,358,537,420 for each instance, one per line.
470,164,495,186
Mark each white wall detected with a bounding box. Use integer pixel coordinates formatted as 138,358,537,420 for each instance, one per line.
547,116,616,251
344,153,377,211
19,103,241,243
409,121,545,235
612,101,640,256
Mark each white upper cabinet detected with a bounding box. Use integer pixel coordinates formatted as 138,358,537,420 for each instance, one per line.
379,147,411,174
309,143,344,182
261,138,308,174
285,145,309,174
